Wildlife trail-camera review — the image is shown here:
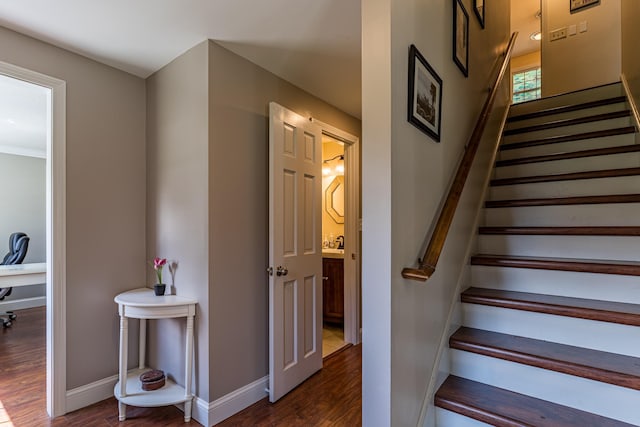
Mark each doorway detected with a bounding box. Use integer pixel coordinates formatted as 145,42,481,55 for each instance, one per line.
0,61,67,417
510,0,543,102
316,120,361,357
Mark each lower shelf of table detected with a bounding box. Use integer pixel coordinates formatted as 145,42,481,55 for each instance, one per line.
114,368,191,407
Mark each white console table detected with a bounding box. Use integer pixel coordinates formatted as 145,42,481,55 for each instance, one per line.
0,262,46,287
114,288,197,422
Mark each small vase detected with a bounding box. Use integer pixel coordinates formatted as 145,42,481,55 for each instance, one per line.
153,284,166,296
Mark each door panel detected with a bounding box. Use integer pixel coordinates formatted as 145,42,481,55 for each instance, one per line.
269,102,322,402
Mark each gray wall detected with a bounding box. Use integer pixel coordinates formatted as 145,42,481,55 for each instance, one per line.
0,25,146,389
362,0,511,425
0,153,45,300
541,0,621,96
146,39,361,405
146,40,211,400
208,41,360,400
622,0,640,113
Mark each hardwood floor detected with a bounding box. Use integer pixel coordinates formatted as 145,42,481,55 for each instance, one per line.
0,307,362,426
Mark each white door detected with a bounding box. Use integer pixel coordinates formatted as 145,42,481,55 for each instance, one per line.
268,102,323,402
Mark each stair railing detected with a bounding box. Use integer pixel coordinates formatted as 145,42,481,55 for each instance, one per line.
402,32,518,282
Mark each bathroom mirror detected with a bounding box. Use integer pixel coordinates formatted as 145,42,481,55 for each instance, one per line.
325,175,344,224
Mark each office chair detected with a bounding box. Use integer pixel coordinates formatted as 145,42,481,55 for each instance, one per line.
0,232,30,328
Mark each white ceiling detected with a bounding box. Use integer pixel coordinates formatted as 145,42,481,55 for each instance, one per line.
0,0,362,118
511,0,541,57
0,74,48,158
0,0,545,153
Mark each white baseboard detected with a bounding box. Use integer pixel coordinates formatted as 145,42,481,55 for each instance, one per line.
192,375,268,426
66,374,118,413
66,373,268,426
0,296,46,312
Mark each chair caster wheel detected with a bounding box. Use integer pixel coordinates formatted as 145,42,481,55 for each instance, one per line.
7,311,16,320
3,320,11,328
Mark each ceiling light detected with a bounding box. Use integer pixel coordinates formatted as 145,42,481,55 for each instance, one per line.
530,31,542,41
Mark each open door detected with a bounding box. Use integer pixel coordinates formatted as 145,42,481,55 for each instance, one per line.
268,102,323,402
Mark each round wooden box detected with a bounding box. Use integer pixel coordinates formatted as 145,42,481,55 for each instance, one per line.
140,369,165,391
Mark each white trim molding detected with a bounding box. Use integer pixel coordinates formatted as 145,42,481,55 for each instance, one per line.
66,375,118,413
0,60,67,417
192,376,268,426
66,373,269,426
311,118,361,345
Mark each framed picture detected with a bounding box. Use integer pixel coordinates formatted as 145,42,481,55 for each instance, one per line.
407,44,443,142
474,0,485,29
570,0,600,13
453,0,469,77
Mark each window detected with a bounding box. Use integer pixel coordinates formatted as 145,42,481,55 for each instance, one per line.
512,67,541,104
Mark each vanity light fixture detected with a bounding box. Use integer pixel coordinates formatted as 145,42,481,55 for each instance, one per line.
322,154,345,176
323,154,344,163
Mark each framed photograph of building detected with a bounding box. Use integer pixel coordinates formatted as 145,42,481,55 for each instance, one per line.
570,0,600,13
407,44,443,142
453,0,469,77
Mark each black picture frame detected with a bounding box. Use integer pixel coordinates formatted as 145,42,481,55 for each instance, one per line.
407,44,443,142
453,0,469,77
570,0,600,13
474,0,485,29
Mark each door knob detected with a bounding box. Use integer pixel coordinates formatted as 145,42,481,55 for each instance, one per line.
276,266,288,276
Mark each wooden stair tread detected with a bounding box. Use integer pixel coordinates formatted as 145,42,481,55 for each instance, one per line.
471,254,640,276
485,193,640,208
507,96,627,123
461,286,640,325
499,127,637,151
451,327,640,389
491,167,640,186
435,375,636,427
478,226,640,236
503,110,631,136
495,144,640,167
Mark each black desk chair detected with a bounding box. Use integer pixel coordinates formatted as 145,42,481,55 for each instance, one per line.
0,232,30,328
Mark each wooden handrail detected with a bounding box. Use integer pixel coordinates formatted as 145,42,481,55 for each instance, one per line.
402,32,518,282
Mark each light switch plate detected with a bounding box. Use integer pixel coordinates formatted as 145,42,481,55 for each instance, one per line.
579,21,588,32
568,24,577,36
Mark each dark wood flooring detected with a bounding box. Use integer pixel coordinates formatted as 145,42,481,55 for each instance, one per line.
0,307,362,426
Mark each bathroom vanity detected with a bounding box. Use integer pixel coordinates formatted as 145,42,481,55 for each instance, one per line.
322,250,344,325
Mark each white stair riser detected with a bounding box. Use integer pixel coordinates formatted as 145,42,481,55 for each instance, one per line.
477,234,640,261
493,152,640,179
471,265,640,304
502,117,632,144
462,304,640,357
498,132,636,161
506,103,628,130
509,84,624,117
435,408,493,427
482,204,640,227
450,350,640,425
489,175,640,200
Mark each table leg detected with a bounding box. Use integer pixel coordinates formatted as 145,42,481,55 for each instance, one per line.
184,314,194,422
118,315,128,421
139,318,146,370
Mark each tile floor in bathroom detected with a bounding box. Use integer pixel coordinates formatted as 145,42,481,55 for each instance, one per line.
322,323,346,357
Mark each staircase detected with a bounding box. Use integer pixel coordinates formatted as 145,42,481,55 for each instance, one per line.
434,82,640,426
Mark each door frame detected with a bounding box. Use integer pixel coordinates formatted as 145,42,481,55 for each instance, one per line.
312,119,360,345
0,61,67,417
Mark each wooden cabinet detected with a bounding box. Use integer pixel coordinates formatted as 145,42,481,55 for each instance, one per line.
323,257,344,325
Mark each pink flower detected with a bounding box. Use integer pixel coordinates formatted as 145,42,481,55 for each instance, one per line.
153,257,167,284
